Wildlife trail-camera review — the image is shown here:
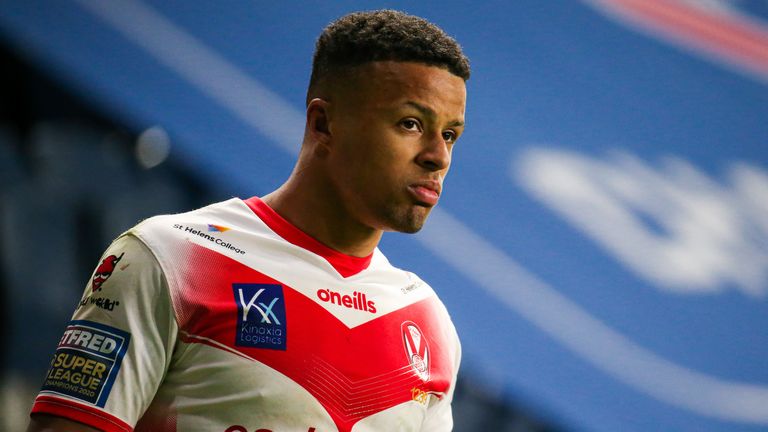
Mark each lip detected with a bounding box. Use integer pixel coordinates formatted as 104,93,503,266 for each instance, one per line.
408,180,441,206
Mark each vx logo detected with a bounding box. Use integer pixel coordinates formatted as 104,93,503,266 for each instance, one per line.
238,287,281,325
233,284,287,350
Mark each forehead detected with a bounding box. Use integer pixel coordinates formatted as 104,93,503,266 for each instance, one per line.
343,61,467,117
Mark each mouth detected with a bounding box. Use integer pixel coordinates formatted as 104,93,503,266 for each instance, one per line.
408,181,441,206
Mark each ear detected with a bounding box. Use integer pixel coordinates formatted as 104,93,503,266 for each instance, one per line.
306,98,332,154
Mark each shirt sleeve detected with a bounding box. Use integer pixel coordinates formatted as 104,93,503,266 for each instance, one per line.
30,234,178,432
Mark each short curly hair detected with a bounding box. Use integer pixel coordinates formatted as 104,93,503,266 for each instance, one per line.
308,10,470,102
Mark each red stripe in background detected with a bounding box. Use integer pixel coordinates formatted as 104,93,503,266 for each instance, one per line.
595,0,768,74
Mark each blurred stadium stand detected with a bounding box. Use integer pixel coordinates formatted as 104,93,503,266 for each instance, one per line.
0,36,561,432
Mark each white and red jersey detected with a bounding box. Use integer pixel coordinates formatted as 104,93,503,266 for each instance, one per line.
31,197,461,432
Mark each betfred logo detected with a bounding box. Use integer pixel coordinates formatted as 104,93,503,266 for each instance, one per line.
42,320,130,407
92,253,124,292
59,328,121,354
316,288,376,313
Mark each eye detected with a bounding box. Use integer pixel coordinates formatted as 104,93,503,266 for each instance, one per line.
442,130,457,143
400,119,422,132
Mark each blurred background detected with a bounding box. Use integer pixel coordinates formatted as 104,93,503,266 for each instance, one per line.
1,1,767,431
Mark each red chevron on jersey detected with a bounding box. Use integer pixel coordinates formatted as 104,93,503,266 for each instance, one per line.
174,243,451,431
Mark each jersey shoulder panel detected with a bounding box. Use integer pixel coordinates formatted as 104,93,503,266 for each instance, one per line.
31,234,178,431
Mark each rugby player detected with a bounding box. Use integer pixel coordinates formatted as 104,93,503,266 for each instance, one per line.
28,9,469,431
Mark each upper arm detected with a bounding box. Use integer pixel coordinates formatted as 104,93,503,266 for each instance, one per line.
28,413,103,432
28,234,178,431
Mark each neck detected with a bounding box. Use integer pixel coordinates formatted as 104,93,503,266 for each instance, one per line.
261,170,382,258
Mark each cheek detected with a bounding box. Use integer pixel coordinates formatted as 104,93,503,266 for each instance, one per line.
353,153,403,196
346,137,395,169
334,127,412,187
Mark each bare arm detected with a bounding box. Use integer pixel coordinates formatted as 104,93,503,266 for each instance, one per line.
27,414,103,432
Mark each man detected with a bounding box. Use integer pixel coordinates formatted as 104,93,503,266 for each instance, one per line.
28,9,469,432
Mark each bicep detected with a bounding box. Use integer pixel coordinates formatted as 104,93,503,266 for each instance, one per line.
28,414,103,432
29,234,177,430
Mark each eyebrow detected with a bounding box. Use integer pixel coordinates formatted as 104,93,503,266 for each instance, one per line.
403,101,464,127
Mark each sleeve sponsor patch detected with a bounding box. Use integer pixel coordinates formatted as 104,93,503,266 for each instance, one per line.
41,320,131,407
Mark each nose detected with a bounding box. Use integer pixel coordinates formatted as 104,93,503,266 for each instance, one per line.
415,132,451,172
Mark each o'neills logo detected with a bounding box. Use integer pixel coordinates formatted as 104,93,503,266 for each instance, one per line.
316,289,376,313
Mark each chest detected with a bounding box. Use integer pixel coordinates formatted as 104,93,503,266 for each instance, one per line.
166,245,455,431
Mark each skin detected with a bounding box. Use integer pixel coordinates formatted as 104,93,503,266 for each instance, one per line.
27,60,466,431
265,61,467,257
27,415,101,432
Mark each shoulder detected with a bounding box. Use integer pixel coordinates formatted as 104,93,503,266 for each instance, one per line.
76,233,168,318
129,197,253,253
132,197,250,231
91,233,162,290
371,251,443,302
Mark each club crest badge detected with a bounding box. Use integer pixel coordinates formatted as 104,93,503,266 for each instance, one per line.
401,321,430,381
